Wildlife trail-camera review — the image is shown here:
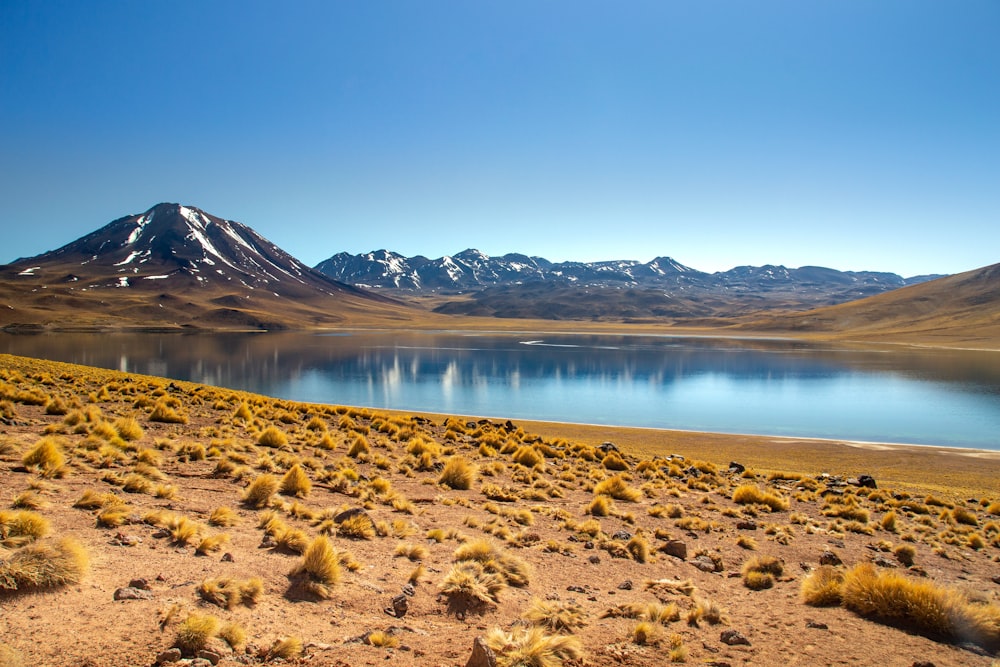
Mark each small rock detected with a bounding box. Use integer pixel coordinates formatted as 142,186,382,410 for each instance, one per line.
598,442,619,453
873,555,897,568
588,555,601,565
129,578,151,590
617,580,633,590
611,530,632,541
196,649,222,665
151,528,171,539
155,648,182,664
659,540,687,560
806,621,828,630
728,461,746,474
390,593,409,618
566,585,586,593
720,629,751,646
857,474,877,488
401,583,416,596
189,659,213,667
692,555,719,573
819,550,842,566
465,636,497,667
911,662,936,667
584,541,595,550
991,575,1000,585
221,552,235,562
736,520,757,531
113,586,155,601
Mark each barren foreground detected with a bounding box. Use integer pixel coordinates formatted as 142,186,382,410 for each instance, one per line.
0,353,998,667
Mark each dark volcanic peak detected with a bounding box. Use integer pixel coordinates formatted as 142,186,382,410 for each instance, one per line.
10,203,359,297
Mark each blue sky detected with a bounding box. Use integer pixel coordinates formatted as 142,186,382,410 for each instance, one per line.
1,1,997,276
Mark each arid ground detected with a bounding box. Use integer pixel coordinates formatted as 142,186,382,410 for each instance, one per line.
1,353,998,667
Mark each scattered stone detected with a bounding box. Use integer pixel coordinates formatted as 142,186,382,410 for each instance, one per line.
728,461,745,474
221,552,234,562
856,474,877,489
389,593,409,618
806,621,828,630
151,528,171,539
567,585,586,594
189,659,213,667
584,541,595,550
873,555,897,568
465,636,497,667
333,507,372,524
259,534,277,549
692,555,719,573
617,580,633,590
113,586,155,601
720,629,751,646
129,578,151,590
196,649,222,665
112,532,142,546
598,442,619,454
911,662,935,667
659,540,687,560
991,575,1000,585
588,555,601,565
155,648,182,664
401,583,416,597
819,550,842,566
611,530,632,541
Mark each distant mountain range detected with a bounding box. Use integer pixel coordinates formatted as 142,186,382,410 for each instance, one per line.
314,248,942,320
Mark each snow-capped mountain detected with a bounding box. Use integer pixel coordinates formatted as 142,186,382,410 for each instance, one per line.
11,202,358,296
1,203,402,330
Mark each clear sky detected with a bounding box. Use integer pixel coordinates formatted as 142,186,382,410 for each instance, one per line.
1,1,997,277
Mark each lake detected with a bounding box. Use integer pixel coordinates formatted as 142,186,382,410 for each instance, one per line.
3,331,1000,450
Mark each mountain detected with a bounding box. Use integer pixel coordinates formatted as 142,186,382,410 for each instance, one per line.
0,203,410,330
315,249,941,320
742,262,1000,345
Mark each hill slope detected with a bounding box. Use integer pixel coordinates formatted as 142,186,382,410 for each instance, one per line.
0,203,413,330
743,262,1000,345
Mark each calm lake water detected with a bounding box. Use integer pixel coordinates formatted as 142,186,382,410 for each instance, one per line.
3,331,1000,450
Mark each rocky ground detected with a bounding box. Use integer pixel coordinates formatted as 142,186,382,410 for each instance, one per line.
0,353,998,667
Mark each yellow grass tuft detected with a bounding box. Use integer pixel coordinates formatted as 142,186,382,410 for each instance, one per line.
289,536,341,599
174,613,220,655
195,533,230,556
593,475,642,502
741,555,784,590
149,401,187,424
0,510,50,547
241,473,279,508
840,563,1000,649
21,437,66,477
267,637,303,661
113,416,144,442
454,538,531,588
280,463,312,498
0,537,88,591
485,626,584,667
366,631,399,648
732,484,789,512
257,425,288,448
512,445,544,469
208,506,240,527
800,565,844,606
197,576,263,609
522,598,588,633
439,455,477,490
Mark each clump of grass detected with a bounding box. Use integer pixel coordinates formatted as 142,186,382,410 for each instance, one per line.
800,565,844,606
736,535,758,550
0,537,88,591
266,637,303,661
0,510,50,547
241,473,279,508
440,560,507,606
288,536,341,599
741,555,784,590
894,543,916,566
626,534,650,563
951,506,978,526
174,613,220,655
11,491,44,510
280,463,312,498
197,576,264,609
218,622,247,651
149,401,187,424
732,484,789,512
587,495,612,517
485,626,584,666
631,620,658,645
113,416,144,442
21,437,66,477
195,533,230,556
454,538,531,588
336,512,376,540
512,446,544,468
257,426,288,448
839,563,1000,649
522,598,587,633
208,506,240,527
394,542,429,561
593,475,642,502
439,455,477,490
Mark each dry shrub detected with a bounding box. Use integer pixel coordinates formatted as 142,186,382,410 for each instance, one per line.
485,626,584,667
894,543,916,566
241,474,279,508
174,614,220,655
439,455,477,490
732,484,789,512
593,475,642,502
195,533,230,556
113,416,144,442
257,426,288,448
512,446,544,469
0,537,88,591
289,536,341,599
522,598,587,633
280,464,312,498
741,555,783,591
626,534,650,563
840,563,1000,649
198,576,264,609
587,495,612,517
149,401,187,424
0,510,50,547
441,560,507,605
266,637,303,661
336,513,376,540
800,565,844,606
21,437,65,477
208,506,240,527
454,538,531,588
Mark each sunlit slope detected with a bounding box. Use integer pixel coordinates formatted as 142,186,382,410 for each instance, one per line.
743,262,1000,345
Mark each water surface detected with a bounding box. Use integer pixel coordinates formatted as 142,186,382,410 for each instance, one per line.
3,331,1000,449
